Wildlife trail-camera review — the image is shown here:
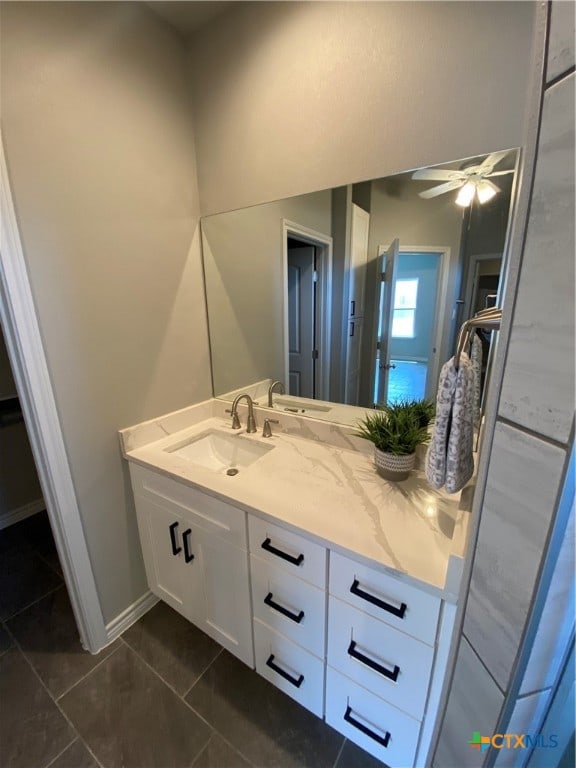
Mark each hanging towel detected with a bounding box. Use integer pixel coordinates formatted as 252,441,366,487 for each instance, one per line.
425,353,475,494
470,332,483,427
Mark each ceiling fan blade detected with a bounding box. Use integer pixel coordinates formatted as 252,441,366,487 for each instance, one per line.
478,150,510,173
418,179,464,199
411,168,465,181
487,169,515,177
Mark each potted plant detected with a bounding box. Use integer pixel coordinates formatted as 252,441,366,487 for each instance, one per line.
356,400,434,481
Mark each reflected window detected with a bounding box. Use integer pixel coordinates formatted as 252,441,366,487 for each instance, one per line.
392,278,418,338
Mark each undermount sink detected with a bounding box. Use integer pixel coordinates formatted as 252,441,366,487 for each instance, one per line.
274,398,332,413
165,429,274,472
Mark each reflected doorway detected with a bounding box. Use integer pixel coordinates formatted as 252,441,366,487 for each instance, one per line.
374,247,447,405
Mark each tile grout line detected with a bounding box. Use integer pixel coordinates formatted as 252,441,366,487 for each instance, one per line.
190,732,256,768
43,737,81,768
116,636,219,731
118,639,254,767
3,625,107,768
332,736,347,768
55,639,124,702
180,646,224,699
2,582,65,623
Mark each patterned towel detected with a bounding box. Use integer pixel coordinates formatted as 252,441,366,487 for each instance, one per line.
470,333,483,427
425,353,475,494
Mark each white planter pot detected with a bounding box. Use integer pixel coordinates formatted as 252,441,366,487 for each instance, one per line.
374,448,416,481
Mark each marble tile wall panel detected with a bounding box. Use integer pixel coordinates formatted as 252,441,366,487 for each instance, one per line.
433,637,504,768
520,497,574,695
499,73,575,444
494,690,551,768
546,1,575,83
464,422,565,691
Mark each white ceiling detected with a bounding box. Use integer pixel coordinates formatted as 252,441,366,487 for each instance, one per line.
145,1,235,36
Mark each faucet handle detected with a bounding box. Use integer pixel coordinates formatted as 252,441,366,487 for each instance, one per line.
262,418,279,438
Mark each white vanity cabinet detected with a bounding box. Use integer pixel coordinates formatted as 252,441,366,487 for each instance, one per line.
128,464,253,666
248,515,327,717
126,461,456,768
326,551,451,767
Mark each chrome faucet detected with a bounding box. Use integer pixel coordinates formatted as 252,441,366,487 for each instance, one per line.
267,380,285,408
230,393,257,433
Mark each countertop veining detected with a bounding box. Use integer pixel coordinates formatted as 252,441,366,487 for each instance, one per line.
120,399,473,602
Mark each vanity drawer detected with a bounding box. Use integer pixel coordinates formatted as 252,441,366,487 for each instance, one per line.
249,515,326,588
130,464,247,548
327,596,433,720
329,552,440,646
326,667,420,768
254,620,324,717
251,556,326,658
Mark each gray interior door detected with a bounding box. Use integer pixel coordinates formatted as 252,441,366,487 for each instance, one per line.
287,245,315,397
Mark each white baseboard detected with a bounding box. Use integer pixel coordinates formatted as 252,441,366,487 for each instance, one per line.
0,498,45,530
104,590,159,648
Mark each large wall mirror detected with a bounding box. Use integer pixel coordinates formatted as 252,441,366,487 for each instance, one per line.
201,149,518,425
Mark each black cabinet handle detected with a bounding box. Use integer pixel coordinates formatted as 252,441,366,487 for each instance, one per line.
265,654,304,688
344,705,390,748
264,592,304,624
169,522,182,556
350,300,356,316
349,321,355,337
347,640,400,682
182,529,194,563
350,579,407,619
261,538,304,567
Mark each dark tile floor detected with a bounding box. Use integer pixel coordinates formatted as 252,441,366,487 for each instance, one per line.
0,512,385,768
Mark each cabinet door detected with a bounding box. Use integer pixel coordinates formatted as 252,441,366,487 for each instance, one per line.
199,529,254,667
135,495,203,622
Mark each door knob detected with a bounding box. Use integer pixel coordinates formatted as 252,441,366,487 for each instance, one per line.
379,363,397,370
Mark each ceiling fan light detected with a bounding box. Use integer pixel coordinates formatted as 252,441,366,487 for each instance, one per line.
477,179,499,204
455,182,476,207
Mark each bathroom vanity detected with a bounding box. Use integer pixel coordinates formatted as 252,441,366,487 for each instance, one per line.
120,397,471,767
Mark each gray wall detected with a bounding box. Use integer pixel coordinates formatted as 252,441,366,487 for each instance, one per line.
187,1,536,216
0,2,212,623
202,190,332,395
434,2,575,763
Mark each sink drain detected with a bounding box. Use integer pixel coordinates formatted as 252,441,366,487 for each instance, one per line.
226,468,239,476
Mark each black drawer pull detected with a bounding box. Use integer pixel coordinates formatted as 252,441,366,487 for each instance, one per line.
350,579,407,619
261,538,304,567
265,654,304,688
347,640,400,682
264,592,304,624
182,529,194,563
169,522,182,556
344,705,390,748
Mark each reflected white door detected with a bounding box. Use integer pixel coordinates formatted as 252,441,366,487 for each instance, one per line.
375,245,443,405
287,246,315,397
374,238,399,405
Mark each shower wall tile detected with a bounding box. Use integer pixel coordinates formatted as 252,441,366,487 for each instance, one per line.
499,73,575,444
546,1,575,83
464,422,565,691
433,637,503,768
493,690,551,768
520,497,575,695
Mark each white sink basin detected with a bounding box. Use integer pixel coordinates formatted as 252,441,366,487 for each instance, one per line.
165,430,274,472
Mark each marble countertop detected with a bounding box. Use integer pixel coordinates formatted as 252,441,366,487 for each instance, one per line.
120,400,473,602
